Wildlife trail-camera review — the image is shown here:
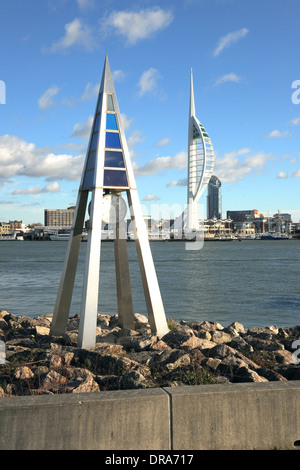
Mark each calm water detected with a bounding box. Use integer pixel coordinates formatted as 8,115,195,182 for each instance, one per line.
0,239,299,329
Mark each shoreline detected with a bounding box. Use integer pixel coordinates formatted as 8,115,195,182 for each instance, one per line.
0,310,300,397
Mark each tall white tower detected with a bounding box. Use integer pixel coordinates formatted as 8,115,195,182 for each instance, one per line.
187,69,215,231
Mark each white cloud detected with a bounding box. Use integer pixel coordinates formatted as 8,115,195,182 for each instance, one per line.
80,82,99,101
214,148,271,182
263,129,290,138
0,135,84,182
120,113,134,132
72,116,93,139
38,86,60,109
214,28,249,57
45,18,94,53
167,178,187,187
288,117,300,126
155,137,171,147
292,169,300,177
138,68,161,96
143,194,160,201
77,0,94,9
277,171,288,179
134,151,187,176
12,182,61,196
112,70,126,82
127,130,146,157
215,73,242,86
104,7,174,45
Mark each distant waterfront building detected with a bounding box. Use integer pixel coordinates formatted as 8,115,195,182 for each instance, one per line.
226,209,258,222
0,220,23,233
207,175,222,219
186,69,215,231
44,206,75,227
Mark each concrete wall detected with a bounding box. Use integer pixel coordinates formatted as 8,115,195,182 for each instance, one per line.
1,381,300,450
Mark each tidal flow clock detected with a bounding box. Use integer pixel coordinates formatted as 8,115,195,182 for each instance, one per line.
50,56,169,349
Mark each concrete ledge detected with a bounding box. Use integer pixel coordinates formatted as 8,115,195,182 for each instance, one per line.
166,381,300,450
1,382,300,450
0,388,170,450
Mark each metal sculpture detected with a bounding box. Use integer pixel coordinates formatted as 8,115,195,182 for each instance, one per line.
50,56,169,349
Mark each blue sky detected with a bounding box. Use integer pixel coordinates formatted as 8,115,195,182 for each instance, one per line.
0,0,300,225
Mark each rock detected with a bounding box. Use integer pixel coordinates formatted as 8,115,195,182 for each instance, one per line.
243,335,284,351
127,351,160,366
1,309,300,395
162,325,206,351
199,321,222,332
0,318,9,331
134,313,149,324
232,366,269,383
60,367,99,393
0,310,10,318
13,366,34,380
271,349,293,365
151,339,171,350
35,325,50,336
117,328,140,338
97,314,111,327
116,334,156,352
196,330,212,341
150,349,190,372
120,370,153,390
245,327,278,340
210,330,232,344
41,370,67,391
229,336,254,353
229,321,246,334
70,376,100,393
109,314,119,328
256,368,288,382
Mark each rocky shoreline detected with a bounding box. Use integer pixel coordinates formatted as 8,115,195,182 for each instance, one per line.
0,310,300,397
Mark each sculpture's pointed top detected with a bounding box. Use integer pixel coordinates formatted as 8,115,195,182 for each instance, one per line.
189,68,195,117
99,54,115,94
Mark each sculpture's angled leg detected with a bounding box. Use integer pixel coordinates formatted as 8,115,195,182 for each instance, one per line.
127,189,169,338
77,188,103,349
50,190,88,336
114,218,135,330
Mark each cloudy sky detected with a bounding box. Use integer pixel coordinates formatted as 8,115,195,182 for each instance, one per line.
1,0,300,224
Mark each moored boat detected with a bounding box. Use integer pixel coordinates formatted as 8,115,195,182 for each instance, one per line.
260,231,292,240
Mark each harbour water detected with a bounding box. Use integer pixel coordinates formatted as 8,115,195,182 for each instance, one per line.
0,239,299,329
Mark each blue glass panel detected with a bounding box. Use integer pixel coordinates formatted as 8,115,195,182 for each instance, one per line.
86,150,96,170
93,113,100,132
82,170,94,189
105,132,121,149
106,113,118,131
104,169,128,187
90,132,98,151
104,150,125,168
97,93,103,113
107,94,114,111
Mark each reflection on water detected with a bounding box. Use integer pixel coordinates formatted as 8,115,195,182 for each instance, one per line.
0,239,299,329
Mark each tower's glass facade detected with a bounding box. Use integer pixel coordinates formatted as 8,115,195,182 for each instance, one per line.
207,175,222,219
